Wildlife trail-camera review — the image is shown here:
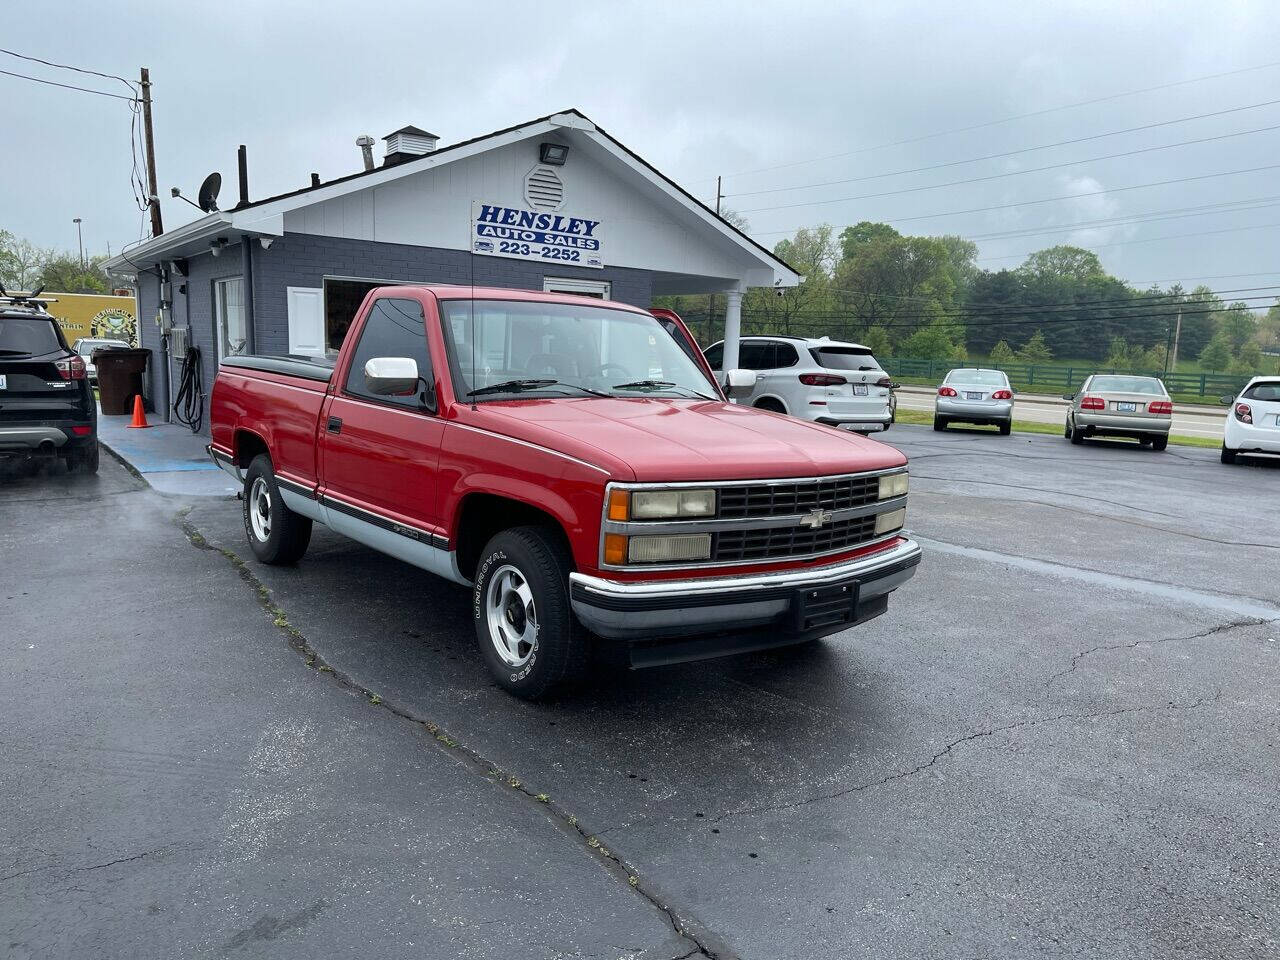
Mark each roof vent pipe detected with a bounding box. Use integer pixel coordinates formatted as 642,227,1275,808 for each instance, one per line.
237,145,249,207
356,135,375,172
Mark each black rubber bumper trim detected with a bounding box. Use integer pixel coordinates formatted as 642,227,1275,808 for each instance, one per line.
571,551,921,613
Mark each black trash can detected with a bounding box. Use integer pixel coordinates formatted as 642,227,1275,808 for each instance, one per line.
95,348,151,415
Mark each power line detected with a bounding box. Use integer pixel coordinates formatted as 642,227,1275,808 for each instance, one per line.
727,98,1280,199
712,58,1280,181
0,47,136,93
961,197,1280,243
976,220,1280,262
747,162,1280,235
736,123,1280,214
0,66,136,101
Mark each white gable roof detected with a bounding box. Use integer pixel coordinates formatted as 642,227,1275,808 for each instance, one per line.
105,110,800,290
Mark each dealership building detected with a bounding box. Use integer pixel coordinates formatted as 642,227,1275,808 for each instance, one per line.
104,109,799,433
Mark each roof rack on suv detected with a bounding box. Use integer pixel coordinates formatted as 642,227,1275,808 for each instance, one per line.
0,285,57,311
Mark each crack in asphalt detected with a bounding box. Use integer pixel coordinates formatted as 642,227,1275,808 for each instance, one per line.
707,692,1223,826
1,842,180,885
175,510,730,960
909,473,1184,519
1044,617,1271,689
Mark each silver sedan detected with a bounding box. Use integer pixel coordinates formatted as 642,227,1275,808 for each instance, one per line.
933,368,1015,434
1064,374,1173,451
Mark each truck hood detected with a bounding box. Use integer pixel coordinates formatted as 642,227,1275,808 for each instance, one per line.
470,397,906,482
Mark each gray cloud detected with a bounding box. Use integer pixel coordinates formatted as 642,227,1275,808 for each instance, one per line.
5,0,1279,287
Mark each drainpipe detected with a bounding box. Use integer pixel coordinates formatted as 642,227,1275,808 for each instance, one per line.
241,236,256,355
157,267,172,422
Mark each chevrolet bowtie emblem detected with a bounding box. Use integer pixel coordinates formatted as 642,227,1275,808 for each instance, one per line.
799,508,833,530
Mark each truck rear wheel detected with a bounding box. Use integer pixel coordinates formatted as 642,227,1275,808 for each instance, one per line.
473,526,589,700
242,454,312,565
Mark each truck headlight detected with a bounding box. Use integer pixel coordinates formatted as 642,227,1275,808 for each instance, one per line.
878,472,908,500
627,533,712,563
875,507,907,535
626,488,716,519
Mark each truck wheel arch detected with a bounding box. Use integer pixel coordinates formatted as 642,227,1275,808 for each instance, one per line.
453,493,574,583
234,429,270,468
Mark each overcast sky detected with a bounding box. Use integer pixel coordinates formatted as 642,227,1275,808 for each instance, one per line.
6,0,1279,290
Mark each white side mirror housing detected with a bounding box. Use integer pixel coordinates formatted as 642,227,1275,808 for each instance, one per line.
724,368,757,399
364,356,419,396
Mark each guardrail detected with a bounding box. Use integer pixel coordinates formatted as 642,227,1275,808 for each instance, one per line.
881,358,1250,399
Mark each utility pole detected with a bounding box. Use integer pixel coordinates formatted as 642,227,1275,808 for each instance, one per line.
715,175,723,215
73,218,83,268
709,175,723,345
140,67,163,237
1168,304,1183,372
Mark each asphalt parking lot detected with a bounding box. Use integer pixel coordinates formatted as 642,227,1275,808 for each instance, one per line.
4,426,1279,959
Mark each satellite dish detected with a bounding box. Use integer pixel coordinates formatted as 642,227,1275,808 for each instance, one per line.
197,172,222,213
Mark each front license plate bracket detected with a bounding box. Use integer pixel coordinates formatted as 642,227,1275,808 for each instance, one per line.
792,577,859,632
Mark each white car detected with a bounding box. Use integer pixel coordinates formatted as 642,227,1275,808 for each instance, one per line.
704,335,896,432
72,337,132,383
1221,376,1280,464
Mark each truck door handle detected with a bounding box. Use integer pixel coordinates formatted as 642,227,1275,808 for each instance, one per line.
327,416,342,434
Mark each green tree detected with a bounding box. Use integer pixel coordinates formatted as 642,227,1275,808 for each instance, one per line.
1232,341,1264,375
740,225,838,336
1017,329,1053,363
37,253,108,294
1105,337,1132,368
898,320,963,363
1215,302,1256,354
0,232,49,290
838,221,900,260
1198,332,1233,372
858,325,891,358
988,339,1016,366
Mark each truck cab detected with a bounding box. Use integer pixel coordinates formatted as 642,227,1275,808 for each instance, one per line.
209,286,919,699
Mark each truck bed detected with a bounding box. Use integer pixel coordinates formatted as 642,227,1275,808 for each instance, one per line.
211,354,335,490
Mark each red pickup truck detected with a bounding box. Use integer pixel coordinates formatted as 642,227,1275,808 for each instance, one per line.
209,286,919,698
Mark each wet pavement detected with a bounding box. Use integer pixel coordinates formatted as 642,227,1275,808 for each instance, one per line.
5,425,1279,958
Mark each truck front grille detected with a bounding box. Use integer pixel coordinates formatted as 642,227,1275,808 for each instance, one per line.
717,475,880,519
713,514,878,563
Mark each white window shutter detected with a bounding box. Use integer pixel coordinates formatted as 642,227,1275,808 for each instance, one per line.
287,286,324,357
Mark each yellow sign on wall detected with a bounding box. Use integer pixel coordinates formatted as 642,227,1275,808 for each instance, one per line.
43,292,138,347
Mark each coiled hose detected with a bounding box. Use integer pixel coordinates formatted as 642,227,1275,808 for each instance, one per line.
173,344,205,434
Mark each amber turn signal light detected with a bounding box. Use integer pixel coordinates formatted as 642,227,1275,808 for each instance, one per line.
604,533,628,565
607,489,630,521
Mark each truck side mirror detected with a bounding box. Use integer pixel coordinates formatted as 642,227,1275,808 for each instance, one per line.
365,356,420,396
723,368,757,399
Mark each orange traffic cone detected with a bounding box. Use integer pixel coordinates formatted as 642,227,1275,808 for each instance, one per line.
127,394,152,429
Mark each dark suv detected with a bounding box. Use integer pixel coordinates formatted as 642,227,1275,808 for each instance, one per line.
0,294,99,473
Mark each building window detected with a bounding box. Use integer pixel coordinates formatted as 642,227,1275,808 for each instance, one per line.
324,276,409,352
214,277,246,361
542,277,611,299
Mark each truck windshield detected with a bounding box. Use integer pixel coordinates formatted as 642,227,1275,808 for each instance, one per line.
439,299,719,401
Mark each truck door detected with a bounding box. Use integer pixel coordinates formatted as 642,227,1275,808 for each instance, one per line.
318,295,446,543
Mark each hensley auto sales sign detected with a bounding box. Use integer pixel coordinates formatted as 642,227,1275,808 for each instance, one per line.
471,201,604,269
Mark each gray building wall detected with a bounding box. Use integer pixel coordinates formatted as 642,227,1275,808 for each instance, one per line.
249,233,654,356
141,233,655,434
136,245,248,433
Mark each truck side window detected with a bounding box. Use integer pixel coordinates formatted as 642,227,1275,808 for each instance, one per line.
344,298,433,408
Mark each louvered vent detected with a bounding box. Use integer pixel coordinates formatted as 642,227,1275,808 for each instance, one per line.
525,165,565,210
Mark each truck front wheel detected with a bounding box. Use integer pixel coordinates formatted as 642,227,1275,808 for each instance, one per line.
242,454,312,565
473,526,589,700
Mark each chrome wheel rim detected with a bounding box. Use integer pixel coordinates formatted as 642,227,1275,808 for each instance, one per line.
249,477,272,541
485,564,537,668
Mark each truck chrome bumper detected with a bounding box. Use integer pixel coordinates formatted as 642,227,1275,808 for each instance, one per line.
569,537,922,665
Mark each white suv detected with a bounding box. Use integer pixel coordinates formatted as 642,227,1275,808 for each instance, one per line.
704,336,896,432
